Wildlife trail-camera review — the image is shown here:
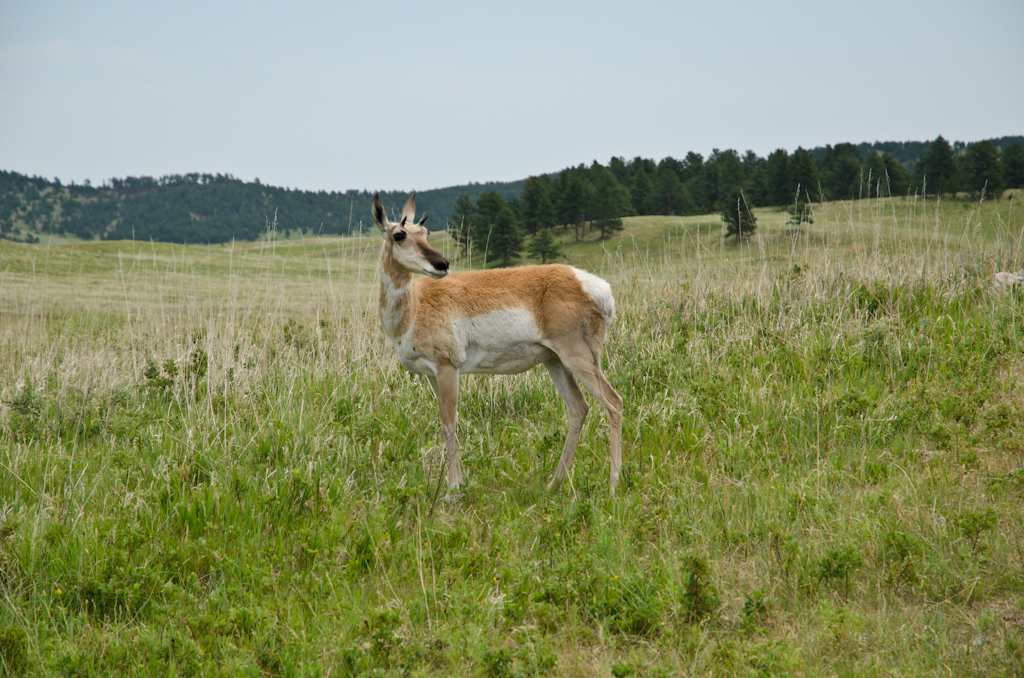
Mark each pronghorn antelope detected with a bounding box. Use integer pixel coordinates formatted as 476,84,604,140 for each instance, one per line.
371,193,624,494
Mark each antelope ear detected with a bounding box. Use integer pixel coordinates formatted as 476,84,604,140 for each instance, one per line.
400,193,416,225
370,193,388,234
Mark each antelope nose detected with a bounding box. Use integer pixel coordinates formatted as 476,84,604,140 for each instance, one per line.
435,259,449,272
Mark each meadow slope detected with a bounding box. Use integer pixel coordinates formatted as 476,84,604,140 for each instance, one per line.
1,194,1024,676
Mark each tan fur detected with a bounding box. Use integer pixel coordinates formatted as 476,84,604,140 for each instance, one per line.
407,265,605,365
370,193,623,494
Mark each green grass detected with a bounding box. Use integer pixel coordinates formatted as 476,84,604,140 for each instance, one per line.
2,193,1024,676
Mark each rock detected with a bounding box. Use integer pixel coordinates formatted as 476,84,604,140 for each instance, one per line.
991,270,1024,287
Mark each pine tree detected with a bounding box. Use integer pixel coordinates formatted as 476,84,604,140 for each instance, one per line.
490,205,524,267
741,150,769,206
447,194,476,255
787,199,814,225
881,153,911,197
864,151,910,198
864,152,888,198
526,226,562,263
766,149,790,206
475,190,506,225
721,189,757,243
788,148,822,202
678,152,707,212
558,172,586,241
536,189,557,233
962,140,1004,197
608,156,630,184
646,169,692,215
703,149,745,210
1004,143,1024,189
915,135,960,195
520,176,549,236
818,143,863,199
631,170,652,215
589,164,631,239
473,190,506,256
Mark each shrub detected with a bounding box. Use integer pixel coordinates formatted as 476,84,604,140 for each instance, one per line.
0,627,28,676
881,531,923,587
741,589,769,632
817,545,863,594
482,647,514,678
680,556,720,624
953,508,998,548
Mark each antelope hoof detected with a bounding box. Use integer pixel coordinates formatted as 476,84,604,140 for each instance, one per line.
546,475,565,492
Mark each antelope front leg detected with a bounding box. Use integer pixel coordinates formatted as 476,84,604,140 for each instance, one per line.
428,365,463,492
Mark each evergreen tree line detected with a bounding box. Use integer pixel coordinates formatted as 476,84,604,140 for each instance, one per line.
1,135,1022,244
813,135,1024,174
444,136,1024,263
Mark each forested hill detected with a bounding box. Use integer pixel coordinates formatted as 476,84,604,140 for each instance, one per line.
0,171,524,244
1,134,1021,244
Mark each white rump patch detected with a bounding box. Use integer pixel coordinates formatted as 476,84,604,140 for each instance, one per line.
572,267,615,324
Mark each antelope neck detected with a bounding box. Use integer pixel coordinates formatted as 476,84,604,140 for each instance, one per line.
379,249,417,339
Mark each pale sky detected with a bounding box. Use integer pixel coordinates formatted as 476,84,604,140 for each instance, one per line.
1,1,1021,193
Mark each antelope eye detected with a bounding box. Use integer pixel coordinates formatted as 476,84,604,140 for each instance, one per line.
393,231,406,242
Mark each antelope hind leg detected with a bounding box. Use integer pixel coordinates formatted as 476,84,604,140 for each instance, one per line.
547,336,624,493
543,358,589,490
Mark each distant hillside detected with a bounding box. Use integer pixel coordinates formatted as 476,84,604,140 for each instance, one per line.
1,134,1020,244
0,171,525,244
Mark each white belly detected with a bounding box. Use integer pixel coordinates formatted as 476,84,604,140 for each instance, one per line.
460,342,554,374
453,309,552,375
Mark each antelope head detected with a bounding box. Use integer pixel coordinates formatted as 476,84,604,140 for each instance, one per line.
371,193,450,279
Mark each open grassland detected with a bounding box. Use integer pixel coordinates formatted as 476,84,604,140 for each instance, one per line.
2,194,1024,677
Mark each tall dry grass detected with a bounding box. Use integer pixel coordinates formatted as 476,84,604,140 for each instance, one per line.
1,192,1022,676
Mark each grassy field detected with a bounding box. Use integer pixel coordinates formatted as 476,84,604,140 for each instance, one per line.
2,193,1024,677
